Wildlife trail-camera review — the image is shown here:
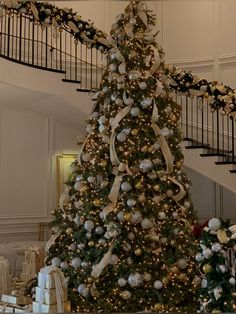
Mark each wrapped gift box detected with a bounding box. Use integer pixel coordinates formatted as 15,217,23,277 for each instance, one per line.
1,294,32,305
38,266,66,289
32,300,71,313
21,246,45,278
0,256,12,294
35,286,67,305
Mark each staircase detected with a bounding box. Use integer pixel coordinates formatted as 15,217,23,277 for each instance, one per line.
0,1,235,194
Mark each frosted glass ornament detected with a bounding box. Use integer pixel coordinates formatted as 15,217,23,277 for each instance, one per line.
139,82,147,90
141,98,152,108
78,284,89,297
60,262,69,269
68,243,77,251
218,265,227,273
208,218,221,231
127,199,136,207
110,254,119,265
161,127,170,137
121,182,132,192
128,272,142,288
139,159,153,172
184,201,191,209
95,226,104,235
118,278,127,287
131,211,142,224
211,242,221,252
72,257,82,268
117,132,127,142
195,253,204,262
128,232,135,240
203,248,213,259
176,258,188,269
82,153,91,162
109,63,117,72
143,272,152,282
154,280,163,289
86,232,92,239
77,243,85,250
153,142,160,151
115,98,123,105
201,279,208,288
158,212,166,220
74,181,84,191
120,290,131,300
51,257,61,267
141,218,152,229
130,107,140,117
87,176,95,183
117,211,124,222
84,220,95,231
75,175,83,182
229,277,236,285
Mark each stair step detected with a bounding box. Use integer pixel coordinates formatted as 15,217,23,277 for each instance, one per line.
62,78,81,84
200,153,227,157
184,139,210,149
76,88,91,92
229,170,236,173
215,160,236,165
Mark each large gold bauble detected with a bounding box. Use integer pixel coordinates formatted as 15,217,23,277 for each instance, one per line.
134,248,142,256
162,277,169,285
65,227,73,235
131,129,139,135
154,304,162,311
141,146,148,152
124,213,131,221
135,181,142,189
88,241,95,247
80,185,88,193
93,199,101,207
171,266,180,274
179,273,187,282
202,263,212,274
100,160,107,168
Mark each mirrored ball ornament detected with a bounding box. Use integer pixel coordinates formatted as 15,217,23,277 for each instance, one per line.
128,272,143,288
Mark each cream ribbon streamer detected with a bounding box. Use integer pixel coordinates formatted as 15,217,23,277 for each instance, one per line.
226,248,236,278
78,134,90,166
59,187,70,212
91,239,115,278
150,46,161,75
110,104,132,165
30,2,39,20
45,231,61,254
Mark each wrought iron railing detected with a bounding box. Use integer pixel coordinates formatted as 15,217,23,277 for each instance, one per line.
177,93,236,173
0,7,104,91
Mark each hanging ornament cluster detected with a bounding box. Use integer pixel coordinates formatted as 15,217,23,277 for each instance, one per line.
196,218,236,313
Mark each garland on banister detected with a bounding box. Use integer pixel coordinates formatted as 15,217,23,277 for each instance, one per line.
165,64,236,119
2,0,111,51
2,0,236,119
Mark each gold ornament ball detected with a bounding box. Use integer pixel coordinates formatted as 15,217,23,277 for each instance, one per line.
154,304,162,311
138,193,146,202
134,248,142,256
124,213,131,221
171,114,177,122
141,146,148,152
179,273,187,282
100,160,107,168
65,227,73,235
131,129,139,135
162,277,169,285
88,241,95,247
163,203,169,210
153,184,160,191
171,266,180,274
93,199,101,207
135,181,142,189
87,277,93,283
80,185,88,193
212,309,220,313
202,263,212,274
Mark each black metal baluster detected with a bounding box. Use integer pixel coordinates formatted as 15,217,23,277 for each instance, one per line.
45,27,48,68
231,117,235,163
40,28,43,67
32,20,34,65
7,14,10,57
4,11,7,55
190,97,194,140
15,13,18,60
23,16,26,62
196,97,199,144
75,40,77,81
59,30,62,70
80,42,83,84
222,114,225,155
201,98,204,146
185,96,189,140
36,23,39,66
0,9,3,54
50,27,53,69
70,34,72,80
11,13,14,58
85,43,88,90
216,108,219,154
19,14,22,61
90,48,93,90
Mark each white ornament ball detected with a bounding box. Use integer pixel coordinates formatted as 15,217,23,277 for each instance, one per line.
71,257,82,268
219,264,227,273
78,284,89,297
208,218,221,231
141,98,152,108
120,290,131,300
117,132,127,142
195,253,204,262
229,277,236,285
74,181,84,191
95,226,104,235
203,248,213,259
143,272,152,282
75,174,83,182
127,199,136,207
166,189,174,197
158,212,166,220
87,176,95,183
109,63,117,72
123,243,131,252
154,280,163,289
176,258,188,269
211,242,221,252
201,278,208,288
60,262,69,269
86,232,92,239
102,86,109,93
115,98,123,106
68,243,77,251
110,254,119,265
139,82,147,90
139,159,153,172
161,127,170,137
121,182,132,192
130,107,140,117
128,232,135,240
81,261,89,268
117,211,124,222
184,201,191,209
153,142,160,151
118,278,127,287
128,272,143,288
141,218,152,229
77,243,85,250
84,220,95,231
91,111,99,120
99,211,105,220
82,153,91,162
131,211,142,224
51,257,61,267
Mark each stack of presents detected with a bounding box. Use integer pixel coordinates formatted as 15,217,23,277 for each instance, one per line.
0,247,70,313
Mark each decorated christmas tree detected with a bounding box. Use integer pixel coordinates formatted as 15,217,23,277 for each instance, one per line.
46,1,201,312
196,218,236,313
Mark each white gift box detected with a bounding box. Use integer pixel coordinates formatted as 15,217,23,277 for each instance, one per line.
35,286,68,305
32,300,71,313
0,257,11,294
1,294,32,306
38,271,55,289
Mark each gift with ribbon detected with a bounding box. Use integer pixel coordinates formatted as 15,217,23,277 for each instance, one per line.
0,256,12,294
33,265,70,313
20,246,45,282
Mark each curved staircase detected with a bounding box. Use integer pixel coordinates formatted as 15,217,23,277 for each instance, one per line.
0,1,235,195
